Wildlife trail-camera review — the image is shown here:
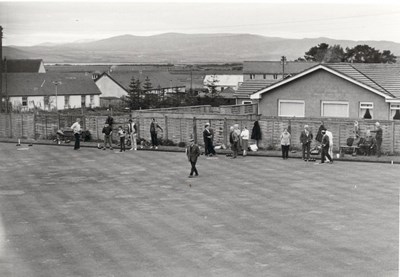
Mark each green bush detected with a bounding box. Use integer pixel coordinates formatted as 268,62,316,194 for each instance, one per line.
178,142,186,148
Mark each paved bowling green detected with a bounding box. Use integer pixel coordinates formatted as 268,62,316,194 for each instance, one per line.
0,143,398,276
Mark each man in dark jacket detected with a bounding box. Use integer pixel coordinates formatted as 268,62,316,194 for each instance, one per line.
150,118,163,149
102,123,113,150
300,125,313,161
320,129,333,164
186,138,200,178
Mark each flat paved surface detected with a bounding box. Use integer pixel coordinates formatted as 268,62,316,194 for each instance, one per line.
0,143,398,277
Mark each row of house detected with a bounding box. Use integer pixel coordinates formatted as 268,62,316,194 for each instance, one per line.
1,59,400,121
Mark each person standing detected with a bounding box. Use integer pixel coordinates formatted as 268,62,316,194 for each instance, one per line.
280,128,291,159
128,119,137,151
150,118,163,149
70,118,81,150
371,122,383,157
325,128,334,161
203,123,216,156
231,124,241,159
186,138,200,178
118,126,126,152
251,120,262,147
240,126,250,157
300,125,313,161
315,121,325,143
320,129,333,164
102,123,113,150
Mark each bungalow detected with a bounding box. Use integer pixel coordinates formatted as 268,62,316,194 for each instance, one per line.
94,71,186,107
243,61,317,81
1,72,101,111
235,79,277,105
250,63,400,120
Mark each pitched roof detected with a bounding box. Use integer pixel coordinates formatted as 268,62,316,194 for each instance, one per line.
2,72,101,97
4,59,45,73
101,71,186,90
251,63,400,100
219,87,236,99
243,61,318,74
236,79,278,96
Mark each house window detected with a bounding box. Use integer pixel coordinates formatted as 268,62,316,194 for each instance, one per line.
278,100,305,117
90,95,94,107
390,103,400,120
250,74,255,80
22,97,28,106
273,74,278,79
321,101,349,117
242,100,252,104
359,102,373,119
263,74,267,79
81,95,86,107
64,95,70,108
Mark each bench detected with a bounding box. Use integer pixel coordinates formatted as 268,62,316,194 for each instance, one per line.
339,145,360,156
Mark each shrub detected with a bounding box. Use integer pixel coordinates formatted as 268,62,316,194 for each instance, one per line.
81,130,92,142
159,138,176,146
178,141,186,148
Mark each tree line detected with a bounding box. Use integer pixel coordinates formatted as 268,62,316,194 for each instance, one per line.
124,75,228,110
297,43,397,63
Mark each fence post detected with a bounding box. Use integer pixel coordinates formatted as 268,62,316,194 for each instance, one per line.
193,117,197,143
223,117,227,146
96,117,99,141
165,115,169,140
45,115,48,139
391,121,395,154
9,113,13,138
21,114,24,138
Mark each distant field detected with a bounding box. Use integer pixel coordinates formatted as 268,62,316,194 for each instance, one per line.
0,143,398,276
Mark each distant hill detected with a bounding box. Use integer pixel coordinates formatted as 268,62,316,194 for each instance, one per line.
3,33,400,63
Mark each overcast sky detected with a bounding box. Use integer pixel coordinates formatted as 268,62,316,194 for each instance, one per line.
1,1,400,46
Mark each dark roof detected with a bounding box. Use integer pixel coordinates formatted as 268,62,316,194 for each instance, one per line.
3,59,44,73
243,61,318,74
219,87,236,99
236,79,278,95
2,72,101,97
100,71,186,90
325,63,400,98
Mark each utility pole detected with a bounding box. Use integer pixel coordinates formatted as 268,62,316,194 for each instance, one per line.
281,56,287,80
4,57,7,113
0,26,3,113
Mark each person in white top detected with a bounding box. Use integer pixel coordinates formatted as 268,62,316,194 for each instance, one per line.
70,118,81,150
128,119,137,150
325,128,334,161
240,126,250,156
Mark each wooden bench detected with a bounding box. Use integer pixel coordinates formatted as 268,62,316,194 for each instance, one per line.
339,145,360,155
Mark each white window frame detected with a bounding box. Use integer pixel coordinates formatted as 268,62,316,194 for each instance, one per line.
242,100,252,104
250,74,255,80
64,95,70,108
22,97,28,106
278,99,305,117
390,103,400,119
321,101,349,118
359,102,373,119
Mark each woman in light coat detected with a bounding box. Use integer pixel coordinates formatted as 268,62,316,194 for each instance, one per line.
280,128,291,159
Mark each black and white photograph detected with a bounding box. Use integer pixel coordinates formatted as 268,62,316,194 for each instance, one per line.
0,0,399,276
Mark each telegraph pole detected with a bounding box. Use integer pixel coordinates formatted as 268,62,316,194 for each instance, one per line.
0,26,3,113
281,56,287,80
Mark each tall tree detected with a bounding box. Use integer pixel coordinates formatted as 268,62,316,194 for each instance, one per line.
125,76,142,110
142,76,155,109
344,45,381,63
304,43,345,62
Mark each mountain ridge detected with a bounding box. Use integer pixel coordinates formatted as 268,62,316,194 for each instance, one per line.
3,33,400,63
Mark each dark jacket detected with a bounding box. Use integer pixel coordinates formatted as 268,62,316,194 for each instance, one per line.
102,126,113,135
251,121,262,140
186,144,200,163
321,134,330,149
315,124,325,143
300,130,313,144
371,127,382,141
150,121,162,133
